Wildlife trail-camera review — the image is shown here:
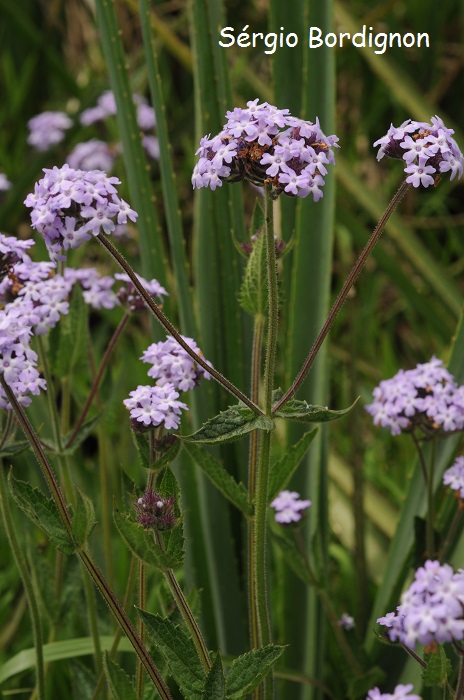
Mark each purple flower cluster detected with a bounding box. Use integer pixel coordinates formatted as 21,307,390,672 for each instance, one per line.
24,164,138,262
374,115,463,187
114,272,167,312
192,99,338,200
141,335,212,392
134,489,176,530
270,490,311,524
0,173,12,191
366,685,420,700
377,560,464,648
0,303,46,410
27,111,73,152
68,139,117,173
443,456,464,499
123,384,188,431
365,357,464,436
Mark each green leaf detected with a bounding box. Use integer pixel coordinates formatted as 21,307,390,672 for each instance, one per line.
239,201,267,316
0,441,30,458
182,443,251,516
137,609,206,699
113,507,182,570
268,429,318,502
60,415,101,456
225,645,285,698
203,653,226,700
180,406,274,445
159,468,184,567
71,488,96,546
154,439,182,472
273,395,358,423
271,530,312,587
103,653,137,700
51,285,88,379
8,474,74,554
132,432,150,470
423,647,452,688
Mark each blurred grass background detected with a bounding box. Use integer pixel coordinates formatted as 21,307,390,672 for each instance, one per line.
0,0,463,698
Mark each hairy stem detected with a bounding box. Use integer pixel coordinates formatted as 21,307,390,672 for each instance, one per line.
273,179,411,412
97,233,262,415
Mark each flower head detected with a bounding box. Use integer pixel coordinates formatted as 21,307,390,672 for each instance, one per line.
27,111,73,151
377,560,464,649
141,335,212,391
67,139,117,172
134,489,176,530
114,272,167,311
374,116,464,186
338,613,355,630
123,383,188,431
24,164,138,262
443,456,464,499
365,357,464,437
270,490,311,524
366,684,421,700
192,100,338,200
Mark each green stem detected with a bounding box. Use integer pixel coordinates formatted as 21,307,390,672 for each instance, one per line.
248,315,265,651
252,187,278,699
0,377,172,700
0,460,46,700
154,530,212,673
96,232,262,415
455,650,464,700
412,433,434,557
439,502,464,561
273,179,411,412
65,310,131,449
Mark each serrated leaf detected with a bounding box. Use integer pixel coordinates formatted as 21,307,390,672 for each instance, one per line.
158,469,185,565
347,667,386,700
132,432,150,470
71,488,96,546
423,647,452,688
180,406,274,445
8,474,75,554
182,442,251,515
203,653,226,699
225,645,285,698
273,396,358,423
154,439,181,471
268,429,318,502
137,609,206,699
113,507,182,570
103,652,137,700
239,201,267,316
159,466,181,500
0,441,30,458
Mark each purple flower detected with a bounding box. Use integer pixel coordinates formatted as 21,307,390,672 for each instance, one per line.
114,272,167,312
373,116,464,186
338,613,355,630
443,456,464,499
67,139,117,172
24,165,138,262
141,335,212,391
0,173,12,191
123,383,188,431
270,490,312,524
377,560,464,649
27,111,73,151
366,684,421,700
142,135,160,160
365,357,464,437
192,99,338,200
134,489,176,530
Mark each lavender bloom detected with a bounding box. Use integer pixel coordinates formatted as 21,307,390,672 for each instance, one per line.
24,164,138,262
80,91,117,125
114,272,167,311
443,456,464,499
134,489,176,530
27,111,73,151
270,490,312,524
1,234,35,283
377,560,464,649
65,267,119,310
123,383,188,431
192,99,338,200
142,135,160,161
14,275,72,335
141,335,212,391
67,139,117,172
365,357,464,437
373,116,464,186
366,685,421,700
0,173,12,191
0,303,46,409
338,613,355,630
